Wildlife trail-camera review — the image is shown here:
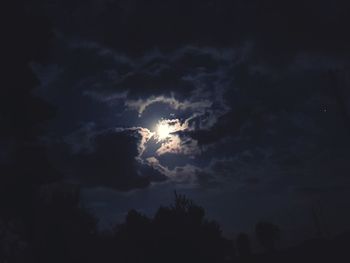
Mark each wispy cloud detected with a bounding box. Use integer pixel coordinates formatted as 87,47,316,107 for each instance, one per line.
125,95,212,116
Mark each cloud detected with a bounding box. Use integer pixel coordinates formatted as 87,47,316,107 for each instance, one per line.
145,157,198,185
155,135,200,156
32,1,350,196
63,128,165,191
114,127,154,157
83,90,128,103
34,40,237,138
41,0,350,61
125,95,212,117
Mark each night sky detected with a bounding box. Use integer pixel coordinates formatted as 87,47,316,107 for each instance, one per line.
4,0,350,246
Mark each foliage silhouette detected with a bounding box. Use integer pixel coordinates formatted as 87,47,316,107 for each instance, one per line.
113,191,229,263
255,221,280,252
1,3,63,262
236,232,252,258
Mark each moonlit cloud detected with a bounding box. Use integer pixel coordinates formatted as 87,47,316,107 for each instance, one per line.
139,118,200,157
34,32,350,194
35,42,238,185
125,95,212,116
156,135,200,156
114,127,155,157
146,157,198,185
63,117,201,183
154,119,188,139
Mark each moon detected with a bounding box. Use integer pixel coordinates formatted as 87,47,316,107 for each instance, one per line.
153,118,188,145
156,122,172,141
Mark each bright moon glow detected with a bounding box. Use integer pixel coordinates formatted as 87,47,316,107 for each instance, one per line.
156,122,172,141
153,119,189,143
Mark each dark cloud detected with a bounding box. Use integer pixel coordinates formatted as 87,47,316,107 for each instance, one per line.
32,0,350,61
188,110,250,145
34,31,350,194
294,186,350,197
62,128,166,191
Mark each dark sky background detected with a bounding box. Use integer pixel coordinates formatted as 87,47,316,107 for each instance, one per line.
7,0,350,245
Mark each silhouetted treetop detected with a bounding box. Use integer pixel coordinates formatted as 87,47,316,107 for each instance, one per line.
255,221,280,252
113,192,228,263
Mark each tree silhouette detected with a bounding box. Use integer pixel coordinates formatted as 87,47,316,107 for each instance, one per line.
0,3,59,262
1,1,58,222
113,209,152,263
236,232,252,258
113,192,228,263
255,221,280,252
30,184,97,263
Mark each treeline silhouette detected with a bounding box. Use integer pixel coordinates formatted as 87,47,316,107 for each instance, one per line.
112,192,229,263
1,184,350,263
